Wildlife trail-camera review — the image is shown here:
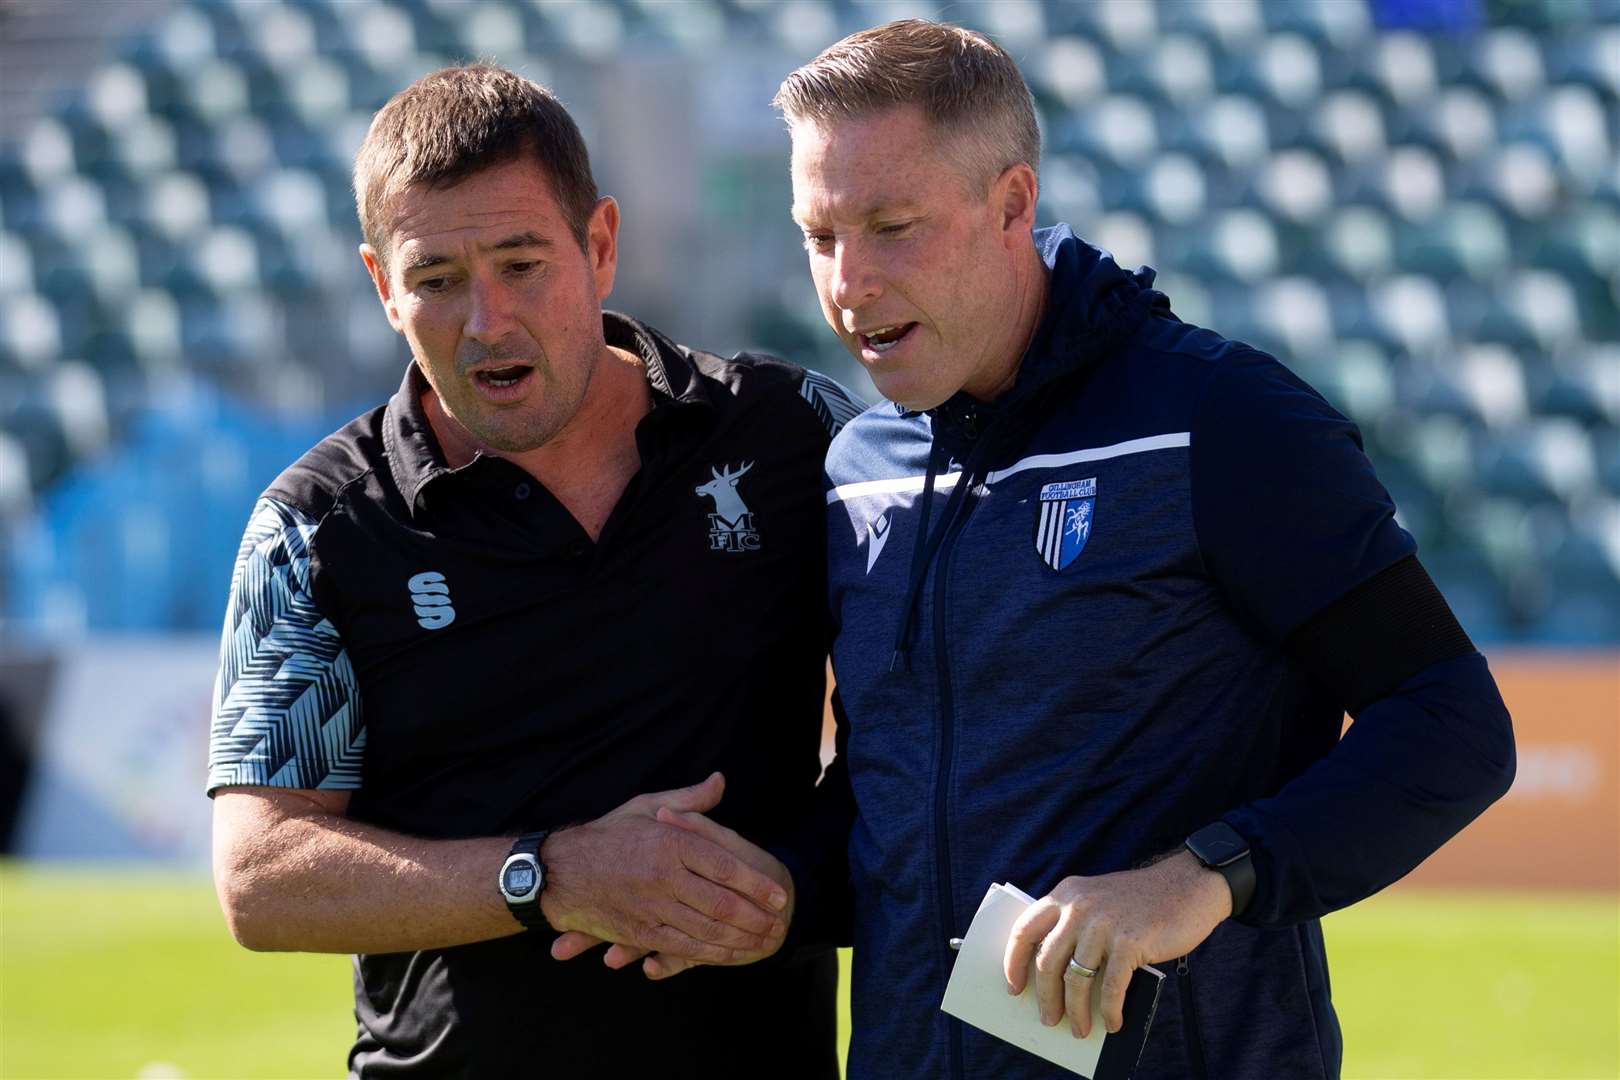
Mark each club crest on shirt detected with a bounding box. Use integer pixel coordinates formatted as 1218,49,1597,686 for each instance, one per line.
1035,477,1095,571
695,462,762,552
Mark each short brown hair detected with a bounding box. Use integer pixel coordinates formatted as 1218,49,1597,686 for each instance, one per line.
353,64,598,265
773,19,1040,191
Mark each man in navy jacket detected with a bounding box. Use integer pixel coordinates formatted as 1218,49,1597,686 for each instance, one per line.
761,19,1514,1080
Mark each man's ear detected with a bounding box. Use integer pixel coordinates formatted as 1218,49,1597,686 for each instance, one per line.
994,162,1039,243
360,244,405,334
587,196,620,302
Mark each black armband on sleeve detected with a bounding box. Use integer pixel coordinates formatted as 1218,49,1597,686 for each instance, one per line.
1284,555,1476,716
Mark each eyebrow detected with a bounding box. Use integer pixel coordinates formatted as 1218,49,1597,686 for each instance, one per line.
791,203,911,229
400,231,554,273
791,203,846,228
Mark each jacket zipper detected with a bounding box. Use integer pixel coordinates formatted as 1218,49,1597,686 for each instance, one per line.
1177,953,1211,1079
931,467,982,1080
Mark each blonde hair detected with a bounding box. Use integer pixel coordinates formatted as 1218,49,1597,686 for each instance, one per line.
773,19,1040,191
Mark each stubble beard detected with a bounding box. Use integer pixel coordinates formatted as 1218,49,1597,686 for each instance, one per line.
467,346,597,455
418,323,582,454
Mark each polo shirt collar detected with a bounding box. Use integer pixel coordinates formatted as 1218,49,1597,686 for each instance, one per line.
607,310,698,405
382,310,715,517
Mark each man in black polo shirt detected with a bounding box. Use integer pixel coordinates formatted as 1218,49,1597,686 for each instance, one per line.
206,65,861,1076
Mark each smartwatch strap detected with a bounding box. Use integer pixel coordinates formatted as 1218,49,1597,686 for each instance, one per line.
1184,822,1256,918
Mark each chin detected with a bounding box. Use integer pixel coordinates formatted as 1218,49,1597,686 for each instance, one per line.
466,412,556,454
884,388,945,413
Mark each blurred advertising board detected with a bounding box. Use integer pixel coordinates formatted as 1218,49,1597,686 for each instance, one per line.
9,637,216,864
1400,652,1618,892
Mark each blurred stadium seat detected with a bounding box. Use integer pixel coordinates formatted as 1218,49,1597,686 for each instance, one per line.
0,0,1615,643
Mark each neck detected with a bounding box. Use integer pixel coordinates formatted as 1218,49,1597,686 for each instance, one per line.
962,244,1050,404
513,346,650,486
426,346,651,541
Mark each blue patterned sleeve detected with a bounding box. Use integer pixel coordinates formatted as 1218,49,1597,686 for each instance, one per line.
207,497,365,793
798,368,867,440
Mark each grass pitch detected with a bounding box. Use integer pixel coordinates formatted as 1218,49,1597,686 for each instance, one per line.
2,864,1615,1078
1,864,352,1079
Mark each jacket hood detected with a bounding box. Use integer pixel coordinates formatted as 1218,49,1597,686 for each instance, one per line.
927,224,1171,448
1020,224,1169,398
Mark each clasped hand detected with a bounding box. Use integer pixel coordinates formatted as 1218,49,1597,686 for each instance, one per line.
542,772,793,978
1002,850,1232,1038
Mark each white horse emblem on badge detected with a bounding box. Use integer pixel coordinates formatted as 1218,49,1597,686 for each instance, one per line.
1035,477,1095,570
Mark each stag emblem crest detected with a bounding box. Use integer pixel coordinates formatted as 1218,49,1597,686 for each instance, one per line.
695,461,762,552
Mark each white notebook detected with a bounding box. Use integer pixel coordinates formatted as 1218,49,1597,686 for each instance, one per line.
940,882,1164,1079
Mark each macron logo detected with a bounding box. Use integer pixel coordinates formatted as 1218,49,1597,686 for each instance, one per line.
866,513,891,575
408,571,455,630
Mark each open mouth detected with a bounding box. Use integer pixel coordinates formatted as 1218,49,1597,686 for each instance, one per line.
476,365,530,388
470,364,536,400
858,323,917,355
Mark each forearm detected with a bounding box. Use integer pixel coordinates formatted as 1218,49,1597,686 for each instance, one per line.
213,789,517,954
1225,651,1515,926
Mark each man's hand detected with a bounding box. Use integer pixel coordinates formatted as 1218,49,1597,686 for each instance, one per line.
551,804,796,980
538,772,789,966
1003,850,1232,1038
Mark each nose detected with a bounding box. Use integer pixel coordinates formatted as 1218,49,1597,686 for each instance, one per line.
463,274,516,345
828,238,881,316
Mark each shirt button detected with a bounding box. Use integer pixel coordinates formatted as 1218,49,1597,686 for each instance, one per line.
568,540,590,559
514,482,531,500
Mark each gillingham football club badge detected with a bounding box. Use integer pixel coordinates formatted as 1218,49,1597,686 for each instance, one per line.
1035,477,1095,570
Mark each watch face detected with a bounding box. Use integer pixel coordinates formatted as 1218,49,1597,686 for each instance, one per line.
503,862,537,899
1190,824,1247,866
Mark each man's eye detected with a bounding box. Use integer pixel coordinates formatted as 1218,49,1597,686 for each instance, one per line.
416,277,449,292
804,233,834,252
877,222,910,236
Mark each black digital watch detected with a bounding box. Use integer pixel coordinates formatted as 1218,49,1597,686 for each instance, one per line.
1184,821,1255,918
498,830,551,931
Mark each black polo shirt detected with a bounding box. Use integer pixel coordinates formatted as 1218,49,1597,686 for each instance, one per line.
207,312,863,1077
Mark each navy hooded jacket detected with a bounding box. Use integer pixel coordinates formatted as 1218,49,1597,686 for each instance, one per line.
813,226,1515,1079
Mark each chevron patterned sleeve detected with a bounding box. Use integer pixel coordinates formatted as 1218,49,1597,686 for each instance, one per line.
207,497,365,794
798,368,867,440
